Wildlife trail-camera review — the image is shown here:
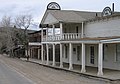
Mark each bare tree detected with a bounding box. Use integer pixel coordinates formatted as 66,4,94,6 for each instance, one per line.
15,14,32,29
0,15,33,57
0,16,15,55
14,14,33,58
0,15,11,27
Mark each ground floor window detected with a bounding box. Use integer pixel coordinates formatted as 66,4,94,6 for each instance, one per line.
116,44,120,62
90,46,94,64
103,44,108,61
77,46,81,61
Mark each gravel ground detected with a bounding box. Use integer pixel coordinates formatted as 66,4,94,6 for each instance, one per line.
0,55,110,84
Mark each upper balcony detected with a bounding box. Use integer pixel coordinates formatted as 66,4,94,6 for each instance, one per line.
42,33,81,42
40,21,84,43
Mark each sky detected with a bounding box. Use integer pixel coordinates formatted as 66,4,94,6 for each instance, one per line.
0,0,120,30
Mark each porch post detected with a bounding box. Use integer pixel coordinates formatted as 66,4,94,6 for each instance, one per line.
30,48,32,58
32,48,34,58
38,49,40,59
25,50,28,57
81,43,86,73
60,23,63,39
81,22,84,38
46,28,48,41
69,43,73,70
46,44,49,65
52,44,55,66
52,25,55,40
41,28,43,41
60,43,63,68
28,48,30,57
31,48,33,58
97,43,103,76
41,44,44,64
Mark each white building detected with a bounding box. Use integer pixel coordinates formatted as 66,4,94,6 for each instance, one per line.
40,2,120,76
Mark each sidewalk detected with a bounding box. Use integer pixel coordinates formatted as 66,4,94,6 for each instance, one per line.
21,58,120,82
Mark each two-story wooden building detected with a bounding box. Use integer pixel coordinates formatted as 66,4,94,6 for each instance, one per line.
40,2,120,76
28,30,46,59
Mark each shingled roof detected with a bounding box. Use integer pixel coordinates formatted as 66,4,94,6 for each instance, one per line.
41,9,120,24
41,10,101,24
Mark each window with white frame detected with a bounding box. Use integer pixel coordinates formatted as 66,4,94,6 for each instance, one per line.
90,46,95,64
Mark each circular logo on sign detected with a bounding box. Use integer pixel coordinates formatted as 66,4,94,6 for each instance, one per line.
102,7,112,16
47,2,61,10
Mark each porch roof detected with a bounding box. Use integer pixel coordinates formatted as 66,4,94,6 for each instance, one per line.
60,36,120,44
80,36,120,40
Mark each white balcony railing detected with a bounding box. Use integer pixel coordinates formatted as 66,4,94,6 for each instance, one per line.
42,33,81,42
29,42,41,45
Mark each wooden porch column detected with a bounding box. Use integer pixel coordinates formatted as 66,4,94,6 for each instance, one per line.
28,48,30,57
60,23,63,39
31,48,33,58
46,28,48,41
32,48,34,58
30,48,32,58
46,44,49,65
52,25,55,40
81,43,86,73
69,43,73,70
41,44,44,64
38,49,40,59
41,28,43,41
52,44,55,66
97,43,103,76
81,22,84,38
60,43,63,68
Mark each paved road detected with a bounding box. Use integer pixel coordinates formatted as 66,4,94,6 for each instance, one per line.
0,55,109,84
0,57,34,84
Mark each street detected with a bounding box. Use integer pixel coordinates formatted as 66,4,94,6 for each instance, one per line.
0,54,108,84
0,56,34,84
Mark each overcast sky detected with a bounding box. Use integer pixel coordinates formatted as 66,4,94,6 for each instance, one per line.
0,0,120,30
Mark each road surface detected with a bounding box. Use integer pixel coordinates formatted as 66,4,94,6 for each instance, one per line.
0,54,108,84
0,56,34,84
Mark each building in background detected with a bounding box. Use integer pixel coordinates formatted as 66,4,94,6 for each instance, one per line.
28,30,46,60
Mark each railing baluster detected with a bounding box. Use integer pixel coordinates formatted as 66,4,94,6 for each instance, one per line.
66,34,67,40
42,33,81,42
72,33,74,39
76,33,77,39
71,33,72,39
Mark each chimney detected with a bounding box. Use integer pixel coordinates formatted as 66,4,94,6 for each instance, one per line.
112,3,114,12
96,13,98,17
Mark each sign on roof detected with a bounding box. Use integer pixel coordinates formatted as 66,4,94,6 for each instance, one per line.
102,7,112,17
47,2,61,10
